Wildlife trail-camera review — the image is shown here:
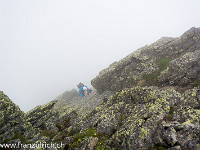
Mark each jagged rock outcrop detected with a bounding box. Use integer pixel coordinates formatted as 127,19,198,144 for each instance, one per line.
26,100,57,128
65,87,200,150
91,27,200,93
0,91,49,145
1,27,200,150
24,89,113,146
159,49,200,86
2,86,200,149
25,99,78,144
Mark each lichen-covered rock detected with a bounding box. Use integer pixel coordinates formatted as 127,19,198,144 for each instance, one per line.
96,112,120,136
91,27,200,93
65,87,200,150
25,99,79,142
168,146,182,150
159,49,200,86
1,84,200,149
0,91,48,145
22,89,113,149
26,100,57,128
1,27,200,150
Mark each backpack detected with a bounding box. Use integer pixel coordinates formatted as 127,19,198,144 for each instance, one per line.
77,82,84,89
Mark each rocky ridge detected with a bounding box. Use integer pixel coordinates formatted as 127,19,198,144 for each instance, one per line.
91,27,200,93
0,91,49,147
0,27,200,150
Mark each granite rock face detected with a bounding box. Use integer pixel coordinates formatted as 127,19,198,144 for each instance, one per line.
91,27,200,93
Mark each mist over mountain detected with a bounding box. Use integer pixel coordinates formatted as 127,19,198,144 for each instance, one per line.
1,27,200,150
1,0,200,112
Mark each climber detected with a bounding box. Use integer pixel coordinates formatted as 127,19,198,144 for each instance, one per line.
77,82,92,98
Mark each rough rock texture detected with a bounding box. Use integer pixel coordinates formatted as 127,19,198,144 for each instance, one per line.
24,89,113,147
65,87,200,150
91,27,200,93
0,91,49,145
25,98,79,144
1,27,200,150
54,88,113,120
159,49,200,86
26,100,58,128
2,86,200,149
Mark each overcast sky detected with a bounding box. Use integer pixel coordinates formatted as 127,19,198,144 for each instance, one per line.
0,0,200,112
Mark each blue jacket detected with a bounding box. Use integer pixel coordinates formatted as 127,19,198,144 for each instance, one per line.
79,85,89,97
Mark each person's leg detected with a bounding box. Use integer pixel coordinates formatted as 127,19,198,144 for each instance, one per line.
84,90,87,97
81,90,85,98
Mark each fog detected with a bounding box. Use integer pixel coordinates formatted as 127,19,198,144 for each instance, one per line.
0,0,200,112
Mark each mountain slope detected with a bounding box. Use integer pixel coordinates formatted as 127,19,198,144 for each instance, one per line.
0,91,49,146
91,27,200,93
1,27,200,150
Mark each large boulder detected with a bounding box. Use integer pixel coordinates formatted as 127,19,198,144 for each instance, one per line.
91,27,200,93
159,49,200,86
25,100,57,128
25,99,79,142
